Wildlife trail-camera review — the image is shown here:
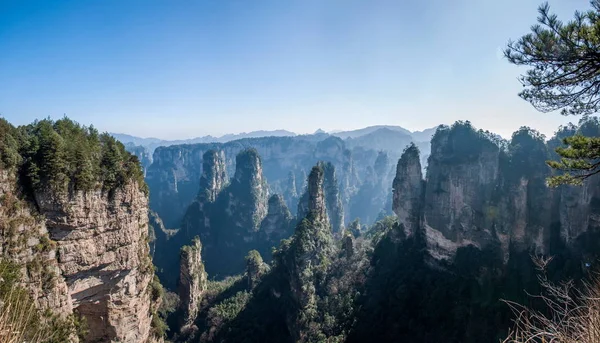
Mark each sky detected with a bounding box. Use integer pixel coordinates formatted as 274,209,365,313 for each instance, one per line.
0,0,590,139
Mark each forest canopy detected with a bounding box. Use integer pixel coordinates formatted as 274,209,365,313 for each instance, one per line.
0,117,146,195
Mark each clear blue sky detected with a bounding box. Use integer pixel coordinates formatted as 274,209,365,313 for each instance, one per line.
0,0,588,139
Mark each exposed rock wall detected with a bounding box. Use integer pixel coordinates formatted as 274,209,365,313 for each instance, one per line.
180,150,227,241
392,122,600,265
0,167,158,343
146,136,379,230
0,169,73,318
284,165,335,341
173,149,273,278
259,195,293,249
392,144,423,238
34,182,155,343
199,150,228,203
297,161,344,233
178,237,207,332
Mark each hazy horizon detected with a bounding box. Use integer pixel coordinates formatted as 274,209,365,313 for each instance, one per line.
1,0,588,139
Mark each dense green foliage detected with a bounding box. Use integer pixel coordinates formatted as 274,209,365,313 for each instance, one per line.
546,117,600,186
506,2,600,184
431,121,503,164
0,117,147,195
505,2,600,116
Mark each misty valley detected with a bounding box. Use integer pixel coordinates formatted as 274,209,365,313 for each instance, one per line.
5,0,600,342
1,116,600,342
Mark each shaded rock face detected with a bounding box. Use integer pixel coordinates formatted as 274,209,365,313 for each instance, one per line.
124,143,153,176
171,149,273,279
297,161,344,233
423,125,503,260
181,150,227,241
178,238,208,331
227,149,269,233
339,149,359,222
307,166,327,218
321,162,344,233
34,182,155,343
199,150,228,203
282,165,335,340
0,167,157,343
260,195,293,250
146,136,386,230
391,122,600,265
351,151,394,225
154,150,227,289
283,171,299,215
392,144,423,237
245,250,268,290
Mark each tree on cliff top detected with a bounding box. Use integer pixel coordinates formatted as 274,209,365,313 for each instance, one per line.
506,1,600,186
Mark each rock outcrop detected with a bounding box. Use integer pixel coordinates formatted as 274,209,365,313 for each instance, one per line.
392,144,423,238
245,250,268,290
297,161,344,233
0,117,160,343
0,169,73,318
0,172,158,343
259,194,293,250
284,171,299,215
34,181,156,343
178,237,208,332
174,149,271,278
282,165,335,340
181,150,227,240
227,148,269,233
390,121,600,265
422,123,503,261
145,135,401,231
199,150,228,203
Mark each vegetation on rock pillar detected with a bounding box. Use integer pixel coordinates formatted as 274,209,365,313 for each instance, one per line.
0,117,147,195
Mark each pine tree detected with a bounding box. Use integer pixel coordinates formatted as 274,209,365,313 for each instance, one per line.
506,1,600,185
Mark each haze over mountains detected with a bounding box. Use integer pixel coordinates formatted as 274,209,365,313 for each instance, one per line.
4,114,600,343
112,125,440,153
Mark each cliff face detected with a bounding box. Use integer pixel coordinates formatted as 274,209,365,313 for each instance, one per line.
392,144,423,237
297,161,344,233
226,148,269,234
199,150,228,203
283,171,299,215
124,143,153,176
178,237,208,333
0,118,160,343
0,170,73,318
259,195,293,250
422,124,504,260
146,136,382,230
390,121,600,265
281,165,335,341
167,149,273,279
34,182,155,343
181,150,227,241
351,151,394,225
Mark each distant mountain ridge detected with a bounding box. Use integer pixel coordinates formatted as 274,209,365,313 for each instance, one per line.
111,130,297,153
112,125,439,152
331,125,413,139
